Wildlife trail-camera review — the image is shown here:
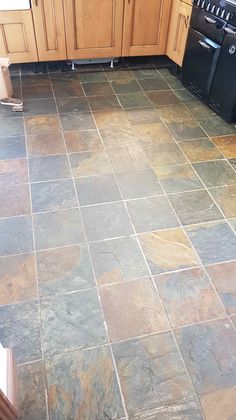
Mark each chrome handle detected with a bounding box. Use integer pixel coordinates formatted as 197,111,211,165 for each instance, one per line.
199,40,211,50
224,27,236,36
205,16,217,24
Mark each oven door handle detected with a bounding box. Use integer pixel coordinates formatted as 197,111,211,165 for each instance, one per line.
199,40,212,50
224,27,236,36
205,16,217,24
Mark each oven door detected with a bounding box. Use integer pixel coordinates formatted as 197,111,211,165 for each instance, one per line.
182,28,221,98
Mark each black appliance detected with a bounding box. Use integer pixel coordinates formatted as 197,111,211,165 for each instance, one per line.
182,0,236,122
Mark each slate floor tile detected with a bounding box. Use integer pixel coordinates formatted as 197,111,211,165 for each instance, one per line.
41,289,107,356
125,108,161,125
46,346,124,420
25,115,61,135
144,143,187,166
0,116,24,137
129,400,204,419
0,184,31,217
29,154,70,182
138,77,170,92
100,126,139,150
229,158,236,171
166,120,206,141
117,93,152,109
116,169,162,199
31,180,77,213
132,68,160,79
75,173,121,205
0,254,37,305
56,97,90,113
50,72,81,83
126,196,179,233
79,71,108,82
111,79,142,94
106,69,134,81
165,76,184,89
26,133,66,156
210,185,236,218
60,112,95,131
100,278,169,341
82,81,114,96
147,90,180,106
36,244,95,297
185,101,216,120
200,386,236,420
69,150,112,177
18,361,47,420
112,332,195,415
193,160,236,188
169,190,223,225
108,145,150,172
174,88,200,103
0,136,26,160
0,301,41,363
24,99,57,116
21,73,50,86
206,262,236,315
133,122,174,147
22,84,53,100
185,221,236,265
229,218,236,233
0,158,28,186
64,130,103,153
199,116,236,137
175,319,236,394
179,138,223,162
212,135,236,158
81,202,133,241
139,228,200,275
89,236,149,286
53,80,84,98
88,94,122,111
153,164,204,193
93,110,130,129
155,268,225,328
34,208,84,251
157,104,193,123
0,215,33,256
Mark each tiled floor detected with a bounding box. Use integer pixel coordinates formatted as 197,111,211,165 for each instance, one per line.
1,57,236,419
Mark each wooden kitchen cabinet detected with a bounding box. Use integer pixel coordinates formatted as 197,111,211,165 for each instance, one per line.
64,0,124,59
32,0,67,61
0,11,38,63
122,0,172,56
166,0,192,66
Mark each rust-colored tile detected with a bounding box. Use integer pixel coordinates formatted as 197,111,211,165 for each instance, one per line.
200,387,236,420
153,164,203,194
0,159,28,186
0,254,37,305
107,145,150,172
93,110,130,129
133,123,174,147
100,278,169,341
210,185,236,218
179,138,223,162
212,135,236,158
125,108,161,126
25,115,61,135
139,228,200,275
148,90,180,106
27,133,66,156
100,126,139,150
155,268,225,328
206,262,236,315
0,184,31,217
145,143,187,166
69,150,112,177
157,104,193,123
64,130,103,153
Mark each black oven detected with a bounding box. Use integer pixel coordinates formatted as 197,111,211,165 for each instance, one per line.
182,0,236,122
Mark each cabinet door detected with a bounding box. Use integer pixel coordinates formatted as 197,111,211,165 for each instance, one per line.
64,0,124,60
32,0,67,61
166,0,192,66
0,11,38,63
122,0,172,56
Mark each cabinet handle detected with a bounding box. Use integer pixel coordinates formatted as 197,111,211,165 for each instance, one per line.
199,40,211,50
205,16,216,24
224,27,236,36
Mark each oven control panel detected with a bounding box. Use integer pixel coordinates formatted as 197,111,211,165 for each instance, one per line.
193,0,236,24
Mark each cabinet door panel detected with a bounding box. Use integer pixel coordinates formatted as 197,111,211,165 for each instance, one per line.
122,0,172,56
64,0,124,59
32,0,67,61
0,11,38,63
166,0,192,66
